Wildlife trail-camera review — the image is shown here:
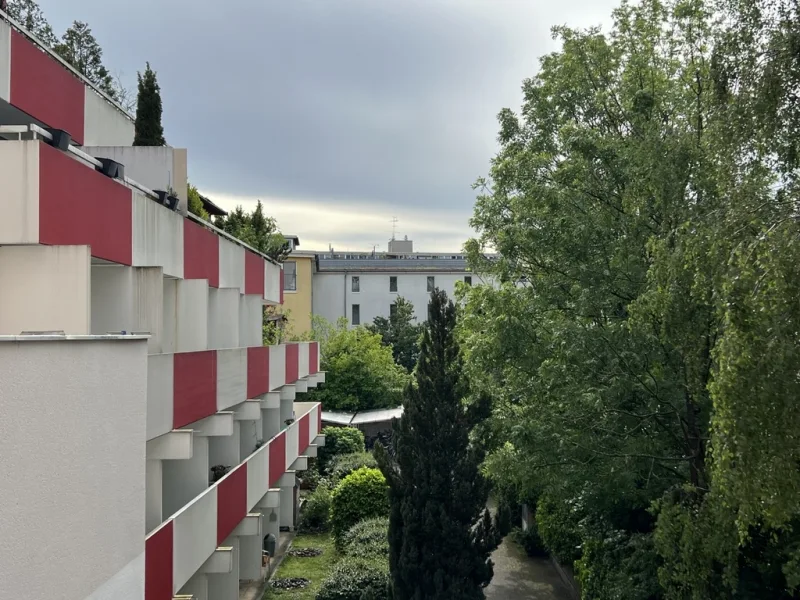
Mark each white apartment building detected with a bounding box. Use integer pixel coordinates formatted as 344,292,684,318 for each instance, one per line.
0,12,324,600
310,238,486,326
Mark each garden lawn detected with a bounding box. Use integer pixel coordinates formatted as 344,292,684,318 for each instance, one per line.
264,533,339,600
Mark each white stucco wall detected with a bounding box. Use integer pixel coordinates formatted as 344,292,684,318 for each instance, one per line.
0,140,39,245
208,287,240,350
218,238,245,293
238,295,262,348
172,489,218,593
175,279,208,353
312,271,479,325
147,353,174,441
131,191,184,279
0,337,148,600
0,21,10,102
0,245,91,335
83,90,135,147
217,348,247,410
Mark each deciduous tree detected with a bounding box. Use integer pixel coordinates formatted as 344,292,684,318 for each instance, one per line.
367,296,423,371
54,21,115,98
7,0,56,48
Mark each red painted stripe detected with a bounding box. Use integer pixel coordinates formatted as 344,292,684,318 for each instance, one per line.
247,346,270,398
299,413,310,455
217,464,248,545
279,268,284,304
309,342,319,374
285,343,299,384
145,521,173,600
268,431,286,488
173,351,217,428
38,143,133,265
10,31,85,144
183,220,220,288
244,250,265,295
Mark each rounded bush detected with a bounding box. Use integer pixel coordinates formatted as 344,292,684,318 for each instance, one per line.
342,517,389,559
315,557,389,600
328,451,378,482
318,426,365,473
330,467,389,545
298,482,332,532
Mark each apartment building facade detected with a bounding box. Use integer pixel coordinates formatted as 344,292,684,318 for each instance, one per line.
0,12,323,600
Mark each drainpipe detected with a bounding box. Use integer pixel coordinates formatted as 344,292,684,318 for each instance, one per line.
343,272,347,322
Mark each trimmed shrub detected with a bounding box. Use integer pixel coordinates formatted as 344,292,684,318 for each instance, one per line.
342,517,389,559
328,451,378,482
318,426,365,473
315,557,389,600
298,482,332,532
512,525,547,558
330,467,389,545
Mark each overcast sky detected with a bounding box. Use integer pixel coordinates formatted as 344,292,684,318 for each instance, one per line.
39,0,616,252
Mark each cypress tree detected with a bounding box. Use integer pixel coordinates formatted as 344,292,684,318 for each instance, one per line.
133,62,166,146
375,289,499,600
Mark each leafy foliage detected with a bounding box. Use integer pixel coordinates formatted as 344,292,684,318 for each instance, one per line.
54,21,116,98
216,201,288,262
329,467,389,546
298,481,332,533
462,0,800,597
534,495,582,565
342,517,389,559
317,427,365,474
187,183,209,220
308,319,408,412
7,0,57,47
375,290,500,600
328,451,378,483
315,557,389,600
366,296,423,371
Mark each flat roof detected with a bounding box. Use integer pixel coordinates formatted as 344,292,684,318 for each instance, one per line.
322,406,404,426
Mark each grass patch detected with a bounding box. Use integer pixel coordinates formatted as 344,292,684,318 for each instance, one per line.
264,532,339,600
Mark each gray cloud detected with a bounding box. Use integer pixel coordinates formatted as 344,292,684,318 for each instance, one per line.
38,0,616,249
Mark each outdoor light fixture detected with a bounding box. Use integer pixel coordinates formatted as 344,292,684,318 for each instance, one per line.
96,158,125,180
45,128,71,151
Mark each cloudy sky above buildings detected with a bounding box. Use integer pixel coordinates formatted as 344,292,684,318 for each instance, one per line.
39,0,616,252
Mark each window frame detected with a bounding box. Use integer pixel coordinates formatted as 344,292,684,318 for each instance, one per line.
351,276,360,293
464,275,472,286
389,276,398,293
283,261,297,292
427,276,435,292
352,304,360,326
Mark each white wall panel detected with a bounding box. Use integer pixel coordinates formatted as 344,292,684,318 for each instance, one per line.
217,348,247,410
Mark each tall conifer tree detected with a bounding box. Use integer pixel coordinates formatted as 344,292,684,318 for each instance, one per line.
375,289,499,600
133,63,166,146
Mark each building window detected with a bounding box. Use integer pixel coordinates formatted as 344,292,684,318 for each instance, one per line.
390,276,398,292
352,276,360,292
352,304,360,326
464,275,472,285
283,261,297,291
427,276,435,292
390,303,398,318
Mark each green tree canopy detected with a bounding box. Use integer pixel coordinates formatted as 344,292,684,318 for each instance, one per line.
367,296,423,372
217,201,289,262
54,21,115,99
461,0,800,596
376,290,499,600
308,317,407,412
7,0,57,47
133,62,165,146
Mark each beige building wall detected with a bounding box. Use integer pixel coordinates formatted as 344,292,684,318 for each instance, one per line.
281,255,313,336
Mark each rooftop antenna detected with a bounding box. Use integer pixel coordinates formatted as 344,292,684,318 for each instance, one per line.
390,216,399,241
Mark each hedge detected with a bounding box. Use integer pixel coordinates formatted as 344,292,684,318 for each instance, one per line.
342,517,389,559
315,557,389,600
330,467,389,545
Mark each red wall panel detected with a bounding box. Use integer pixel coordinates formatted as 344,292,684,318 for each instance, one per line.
298,413,310,455
217,464,247,545
183,220,219,288
38,143,133,265
173,351,217,429
309,342,319,374
285,343,299,385
145,521,173,600
268,431,286,488
10,31,85,144
244,250,265,295
247,346,270,398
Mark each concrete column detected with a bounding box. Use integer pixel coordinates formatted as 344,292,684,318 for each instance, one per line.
209,421,240,470
239,531,263,582
279,397,294,430
263,505,280,548
280,476,296,530
145,459,163,534
262,407,280,441
179,571,209,600
163,435,209,517
208,536,239,600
